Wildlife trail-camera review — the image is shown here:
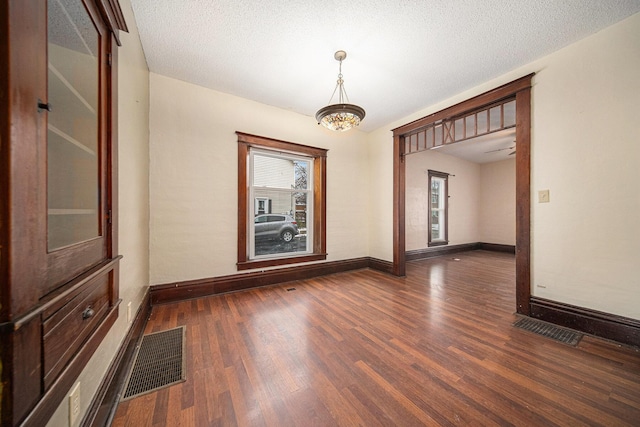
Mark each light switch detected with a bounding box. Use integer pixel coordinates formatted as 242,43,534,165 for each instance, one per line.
538,189,550,203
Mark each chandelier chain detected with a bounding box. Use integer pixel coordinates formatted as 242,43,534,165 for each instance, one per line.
328,57,350,105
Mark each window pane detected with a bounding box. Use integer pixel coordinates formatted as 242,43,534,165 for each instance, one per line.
294,160,309,190
503,100,516,127
254,194,307,257
454,118,464,141
293,191,308,232
431,211,441,240
251,151,312,259
465,114,476,137
254,188,293,216
434,124,443,147
253,153,295,189
477,110,488,134
431,180,440,208
489,106,502,131
417,131,426,151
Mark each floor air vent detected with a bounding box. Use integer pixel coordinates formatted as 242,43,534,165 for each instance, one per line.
513,317,582,346
122,326,186,400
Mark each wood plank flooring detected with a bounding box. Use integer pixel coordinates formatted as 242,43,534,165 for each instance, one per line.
112,251,640,426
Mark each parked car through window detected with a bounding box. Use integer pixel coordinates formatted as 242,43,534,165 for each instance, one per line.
254,214,299,242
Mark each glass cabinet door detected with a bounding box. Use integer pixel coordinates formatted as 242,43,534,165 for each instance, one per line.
47,0,100,251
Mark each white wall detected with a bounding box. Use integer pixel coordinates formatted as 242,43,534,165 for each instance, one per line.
405,150,480,250
47,0,150,424
479,159,516,245
369,12,640,320
148,74,370,285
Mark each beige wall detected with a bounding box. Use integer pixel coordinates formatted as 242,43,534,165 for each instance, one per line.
405,154,515,250
369,12,640,320
479,159,516,245
405,150,480,250
366,130,393,261
47,0,150,424
148,74,370,285
530,13,639,319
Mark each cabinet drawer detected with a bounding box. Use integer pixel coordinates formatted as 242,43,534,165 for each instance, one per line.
42,273,111,389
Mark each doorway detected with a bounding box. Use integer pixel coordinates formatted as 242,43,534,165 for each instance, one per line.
392,74,533,315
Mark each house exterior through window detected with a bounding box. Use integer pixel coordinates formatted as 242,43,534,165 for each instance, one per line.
250,150,312,258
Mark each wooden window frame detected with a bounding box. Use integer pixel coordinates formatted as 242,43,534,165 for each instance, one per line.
237,132,327,270
428,170,449,247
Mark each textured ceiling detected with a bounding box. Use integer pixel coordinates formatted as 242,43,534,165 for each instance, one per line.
129,0,640,133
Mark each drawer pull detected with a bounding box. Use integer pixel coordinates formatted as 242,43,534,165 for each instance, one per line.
37,99,52,112
82,307,95,320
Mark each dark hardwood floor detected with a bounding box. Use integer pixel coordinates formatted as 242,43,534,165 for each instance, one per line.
112,251,640,426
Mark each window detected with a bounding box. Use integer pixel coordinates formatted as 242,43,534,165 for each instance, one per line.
255,197,270,215
428,170,448,246
237,132,327,270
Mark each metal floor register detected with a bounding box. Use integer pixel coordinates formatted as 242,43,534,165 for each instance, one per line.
513,317,583,346
122,326,186,400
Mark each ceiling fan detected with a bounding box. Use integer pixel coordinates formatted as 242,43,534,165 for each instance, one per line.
484,145,515,154
485,140,516,156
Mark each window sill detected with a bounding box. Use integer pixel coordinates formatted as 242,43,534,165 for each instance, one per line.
237,253,327,271
428,241,449,247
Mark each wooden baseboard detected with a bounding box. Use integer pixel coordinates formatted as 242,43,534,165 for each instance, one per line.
405,242,516,261
405,243,481,261
84,289,151,427
530,297,640,348
478,242,516,253
151,257,393,305
368,257,394,274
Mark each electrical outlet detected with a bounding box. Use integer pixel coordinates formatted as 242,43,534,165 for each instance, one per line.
538,189,550,203
127,301,132,322
69,382,81,426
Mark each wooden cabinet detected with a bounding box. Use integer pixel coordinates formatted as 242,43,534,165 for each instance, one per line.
0,1,127,425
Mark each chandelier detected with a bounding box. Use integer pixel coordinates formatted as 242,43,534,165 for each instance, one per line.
315,50,366,132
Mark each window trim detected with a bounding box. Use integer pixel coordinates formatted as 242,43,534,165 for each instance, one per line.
428,170,449,247
237,132,327,270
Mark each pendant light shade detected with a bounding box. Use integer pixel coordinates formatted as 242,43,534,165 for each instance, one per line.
315,50,365,132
